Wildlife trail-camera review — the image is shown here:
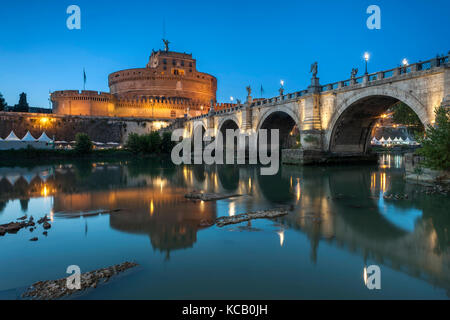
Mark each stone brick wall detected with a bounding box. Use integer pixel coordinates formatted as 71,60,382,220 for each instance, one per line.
0,112,174,143
51,90,206,119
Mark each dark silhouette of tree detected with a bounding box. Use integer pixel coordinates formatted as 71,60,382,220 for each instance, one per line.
417,105,450,170
14,92,29,112
391,102,424,136
0,92,7,111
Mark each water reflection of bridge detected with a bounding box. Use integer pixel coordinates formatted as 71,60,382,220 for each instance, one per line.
0,160,449,293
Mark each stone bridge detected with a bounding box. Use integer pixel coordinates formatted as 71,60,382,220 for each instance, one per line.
184,54,449,163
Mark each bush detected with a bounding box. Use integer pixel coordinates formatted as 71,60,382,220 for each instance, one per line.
74,133,93,154
161,132,176,154
148,131,162,153
126,132,171,154
417,106,450,171
126,133,143,154
303,135,319,144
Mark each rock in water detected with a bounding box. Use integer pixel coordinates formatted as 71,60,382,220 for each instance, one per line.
43,222,51,230
22,262,139,300
30,237,38,242
185,192,242,201
216,208,289,227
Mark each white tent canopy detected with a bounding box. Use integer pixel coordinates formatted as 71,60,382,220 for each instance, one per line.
5,131,20,141
22,131,37,142
37,132,53,143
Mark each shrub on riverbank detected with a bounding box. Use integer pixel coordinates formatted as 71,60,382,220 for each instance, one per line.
126,132,173,155
417,106,450,171
74,133,93,154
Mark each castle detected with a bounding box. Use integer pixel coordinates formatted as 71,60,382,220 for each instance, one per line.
51,41,218,119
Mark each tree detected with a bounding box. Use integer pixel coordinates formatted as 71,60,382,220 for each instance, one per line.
74,133,93,154
391,102,424,136
417,106,450,171
161,132,176,154
148,131,162,153
0,92,7,111
14,92,29,112
125,132,163,154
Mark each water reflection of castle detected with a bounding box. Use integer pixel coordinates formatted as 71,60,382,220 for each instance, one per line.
0,161,449,293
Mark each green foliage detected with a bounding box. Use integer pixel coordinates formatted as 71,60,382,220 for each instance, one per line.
417,106,450,171
125,133,142,153
391,102,424,135
126,132,173,154
14,92,29,112
74,133,93,154
148,131,162,153
0,92,7,111
161,132,175,154
303,135,319,144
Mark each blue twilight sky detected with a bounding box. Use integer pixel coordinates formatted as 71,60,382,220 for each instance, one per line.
0,0,449,108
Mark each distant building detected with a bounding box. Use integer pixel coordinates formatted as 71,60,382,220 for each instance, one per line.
51,41,217,119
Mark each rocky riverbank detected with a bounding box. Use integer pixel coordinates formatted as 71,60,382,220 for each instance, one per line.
21,262,139,300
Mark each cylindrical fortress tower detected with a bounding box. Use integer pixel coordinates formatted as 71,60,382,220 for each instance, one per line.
108,50,217,104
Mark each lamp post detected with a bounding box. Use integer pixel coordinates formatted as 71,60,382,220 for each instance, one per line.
280,80,285,96
402,58,408,66
364,52,370,75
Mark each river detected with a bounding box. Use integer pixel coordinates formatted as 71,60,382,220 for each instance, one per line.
0,154,449,299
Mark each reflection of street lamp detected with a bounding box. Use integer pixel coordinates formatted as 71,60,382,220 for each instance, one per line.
364,52,370,74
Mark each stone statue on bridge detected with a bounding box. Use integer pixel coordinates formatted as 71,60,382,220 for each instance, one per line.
310,62,318,78
351,68,358,79
246,86,252,97
279,87,284,96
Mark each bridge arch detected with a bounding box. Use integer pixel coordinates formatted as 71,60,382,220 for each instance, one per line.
217,115,240,134
257,107,300,149
326,87,429,153
257,106,300,132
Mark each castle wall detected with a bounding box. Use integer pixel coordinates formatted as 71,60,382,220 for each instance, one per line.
0,112,173,144
51,90,207,119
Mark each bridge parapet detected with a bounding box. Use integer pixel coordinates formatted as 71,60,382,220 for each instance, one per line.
320,55,449,93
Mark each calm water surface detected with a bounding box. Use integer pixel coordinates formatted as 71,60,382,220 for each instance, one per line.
0,154,449,299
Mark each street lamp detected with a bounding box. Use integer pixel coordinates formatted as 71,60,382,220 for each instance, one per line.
402,58,408,66
230,96,234,104
280,80,284,87
364,52,370,74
